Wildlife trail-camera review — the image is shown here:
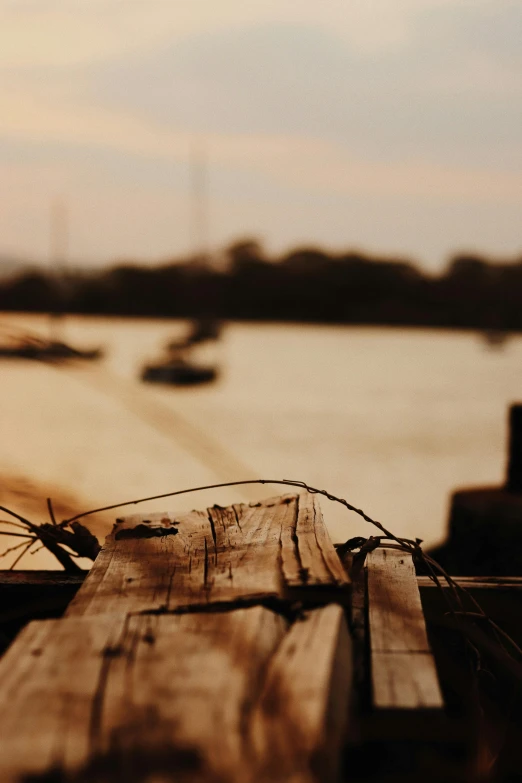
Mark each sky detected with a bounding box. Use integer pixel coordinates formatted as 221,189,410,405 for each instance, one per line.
0,0,521,271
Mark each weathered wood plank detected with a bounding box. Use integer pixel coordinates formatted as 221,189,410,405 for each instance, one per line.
368,547,431,653
6,571,522,593
0,606,351,783
0,570,86,587
250,604,352,783
371,652,443,709
0,613,126,783
280,492,348,590
66,494,350,617
417,575,522,590
0,495,354,781
367,546,443,710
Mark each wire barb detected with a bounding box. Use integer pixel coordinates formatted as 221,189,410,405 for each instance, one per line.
46,497,57,526
1,476,520,687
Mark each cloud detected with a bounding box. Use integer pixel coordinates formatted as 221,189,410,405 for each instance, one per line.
1,79,520,208
4,1,521,170
1,0,521,265
1,0,521,213
70,9,521,171
0,0,510,69
0,0,452,68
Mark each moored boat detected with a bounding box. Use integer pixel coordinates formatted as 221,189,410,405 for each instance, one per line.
0,331,103,362
141,356,217,385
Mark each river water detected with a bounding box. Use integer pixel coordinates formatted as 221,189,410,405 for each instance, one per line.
1,314,521,569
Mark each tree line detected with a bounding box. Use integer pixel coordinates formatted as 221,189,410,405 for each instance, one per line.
1,239,522,331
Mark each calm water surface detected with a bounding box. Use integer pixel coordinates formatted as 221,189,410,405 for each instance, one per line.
1,314,521,567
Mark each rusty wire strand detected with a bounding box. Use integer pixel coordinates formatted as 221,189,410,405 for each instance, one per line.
9,539,37,570
451,612,522,658
0,531,35,540
0,473,519,780
0,505,36,529
60,478,410,549
57,478,521,658
0,476,520,672
0,538,37,559
60,477,522,666
0,518,31,532
46,498,57,526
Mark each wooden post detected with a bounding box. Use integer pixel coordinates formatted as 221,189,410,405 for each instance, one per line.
507,403,522,493
0,493,352,783
431,402,522,574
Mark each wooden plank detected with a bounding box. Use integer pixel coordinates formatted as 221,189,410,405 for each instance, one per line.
368,547,431,653
371,652,443,709
0,495,353,781
0,606,351,783
250,605,352,783
0,570,86,588
66,493,350,617
0,613,125,783
6,571,522,595
417,575,522,590
280,492,349,590
367,546,443,710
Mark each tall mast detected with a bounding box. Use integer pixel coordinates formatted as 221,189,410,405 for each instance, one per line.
49,199,68,342
188,142,219,334
190,142,208,264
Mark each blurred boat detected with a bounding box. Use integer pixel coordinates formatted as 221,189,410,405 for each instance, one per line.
0,203,103,363
141,146,220,387
141,355,218,386
481,329,511,349
142,317,220,386
0,325,103,362
167,317,221,351
0,339,102,362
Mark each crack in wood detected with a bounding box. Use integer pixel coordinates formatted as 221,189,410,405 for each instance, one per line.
134,595,308,623
203,537,209,590
0,494,354,783
206,511,218,559
290,494,306,581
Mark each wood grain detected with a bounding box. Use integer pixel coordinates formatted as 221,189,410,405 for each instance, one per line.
0,613,126,783
0,606,350,783
67,493,349,618
250,604,352,783
367,546,443,710
0,494,354,782
371,651,444,709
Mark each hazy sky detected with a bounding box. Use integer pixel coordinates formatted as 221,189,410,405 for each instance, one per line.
1,0,521,270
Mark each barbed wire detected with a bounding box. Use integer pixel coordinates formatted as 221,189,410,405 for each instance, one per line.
1,477,522,662
1,475,520,776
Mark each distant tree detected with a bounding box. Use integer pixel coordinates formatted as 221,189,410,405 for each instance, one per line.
0,272,56,312
281,247,332,271
447,254,490,280
226,239,265,272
